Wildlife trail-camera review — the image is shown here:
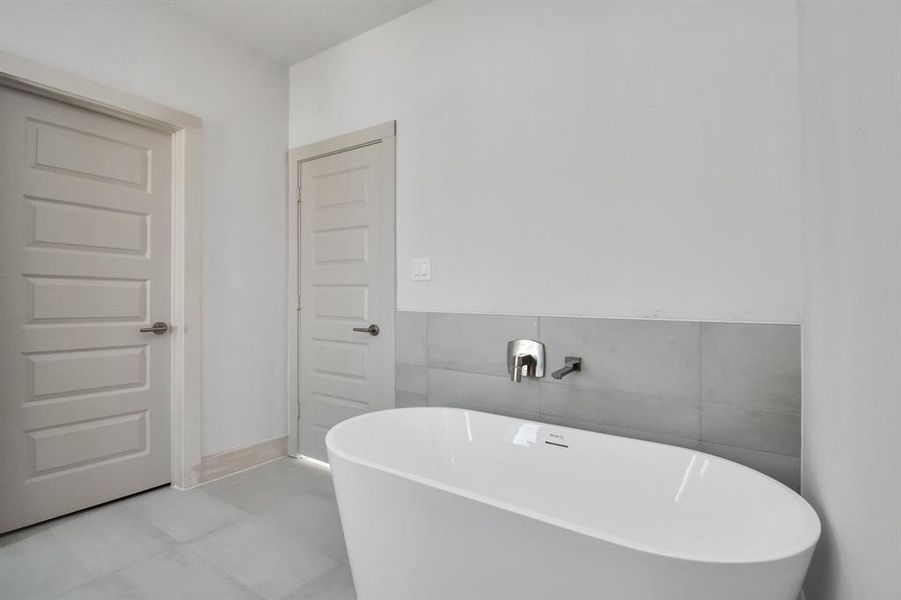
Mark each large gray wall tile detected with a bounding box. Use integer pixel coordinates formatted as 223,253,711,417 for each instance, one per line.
396,364,427,395
396,391,427,408
701,323,801,412
540,383,700,441
701,403,801,456
396,311,427,367
428,313,538,376
427,395,540,421
540,317,700,403
428,368,540,415
602,426,701,450
400,311,802,486
701,442,801,491
537,413,605,434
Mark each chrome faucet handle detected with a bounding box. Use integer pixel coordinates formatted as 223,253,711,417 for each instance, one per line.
512,354,531,383
507,340,545,383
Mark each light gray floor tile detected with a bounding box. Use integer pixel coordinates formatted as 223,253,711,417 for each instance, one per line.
0,530,93,600
0,518,59,549
122,487,248,542
50,504,175,577
201,458,334,514
51,578,137,600
185,510,336,600
98,547,262,600
427,312,538,376
257,493,347,561
283,563,356,600
4,459,353,600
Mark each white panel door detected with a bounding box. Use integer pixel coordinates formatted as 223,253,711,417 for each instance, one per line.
0,87,172,533
299,142,394,461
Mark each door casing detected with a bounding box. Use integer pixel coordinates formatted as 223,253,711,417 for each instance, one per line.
287,122,397,457
0,51,204,489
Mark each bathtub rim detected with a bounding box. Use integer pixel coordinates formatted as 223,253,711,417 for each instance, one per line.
325,406,821,566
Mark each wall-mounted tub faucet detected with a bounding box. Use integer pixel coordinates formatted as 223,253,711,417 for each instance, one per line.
551,356,582,380
507,339,545,383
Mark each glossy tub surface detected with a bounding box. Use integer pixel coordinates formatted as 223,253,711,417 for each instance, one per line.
326,407,820,600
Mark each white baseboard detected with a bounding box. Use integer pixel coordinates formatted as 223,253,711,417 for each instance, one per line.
200,436,287,483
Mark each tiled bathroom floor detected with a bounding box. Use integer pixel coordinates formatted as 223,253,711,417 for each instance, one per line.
0,458,356,600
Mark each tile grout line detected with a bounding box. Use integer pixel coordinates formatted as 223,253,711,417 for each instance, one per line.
3,460,337,600
43,527,102,594
177,543,269,600
52,496,183,578
537,315,544,421
415,312,799,473
698,322,703,446
700,440,801,460
407,308,801,327
425,312,430,405
700,399,802,416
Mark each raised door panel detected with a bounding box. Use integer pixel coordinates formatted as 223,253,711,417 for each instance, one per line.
299,142,392,461
0,86,173,533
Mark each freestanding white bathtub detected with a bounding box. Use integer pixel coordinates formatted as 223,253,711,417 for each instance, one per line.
326,407,820,600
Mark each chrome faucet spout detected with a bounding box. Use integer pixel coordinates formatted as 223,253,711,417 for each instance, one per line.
551,356,582,380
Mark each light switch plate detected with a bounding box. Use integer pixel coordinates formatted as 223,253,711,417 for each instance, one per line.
411,257,431,281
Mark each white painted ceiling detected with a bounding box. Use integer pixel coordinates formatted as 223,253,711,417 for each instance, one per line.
168,0,430,66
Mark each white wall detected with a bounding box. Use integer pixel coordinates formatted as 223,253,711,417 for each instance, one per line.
289,0,802,323
0,1,289,457
799,1,901,598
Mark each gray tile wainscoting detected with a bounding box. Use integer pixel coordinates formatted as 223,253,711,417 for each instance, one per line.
395,311,802,490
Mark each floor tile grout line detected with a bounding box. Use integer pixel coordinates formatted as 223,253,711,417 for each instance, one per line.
2,459,341,600
47,499,181,580
177,543,270,600
48,482,252,585
181,462,345,598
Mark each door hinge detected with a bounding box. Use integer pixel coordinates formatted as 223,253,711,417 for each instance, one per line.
297,295,301,311
296,186,301,203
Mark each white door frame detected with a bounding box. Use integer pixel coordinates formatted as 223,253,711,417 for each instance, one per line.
0,51,204,489
286,122,396,457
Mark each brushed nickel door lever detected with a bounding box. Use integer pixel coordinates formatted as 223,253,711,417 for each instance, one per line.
140,322,170,335
352,324,380,336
